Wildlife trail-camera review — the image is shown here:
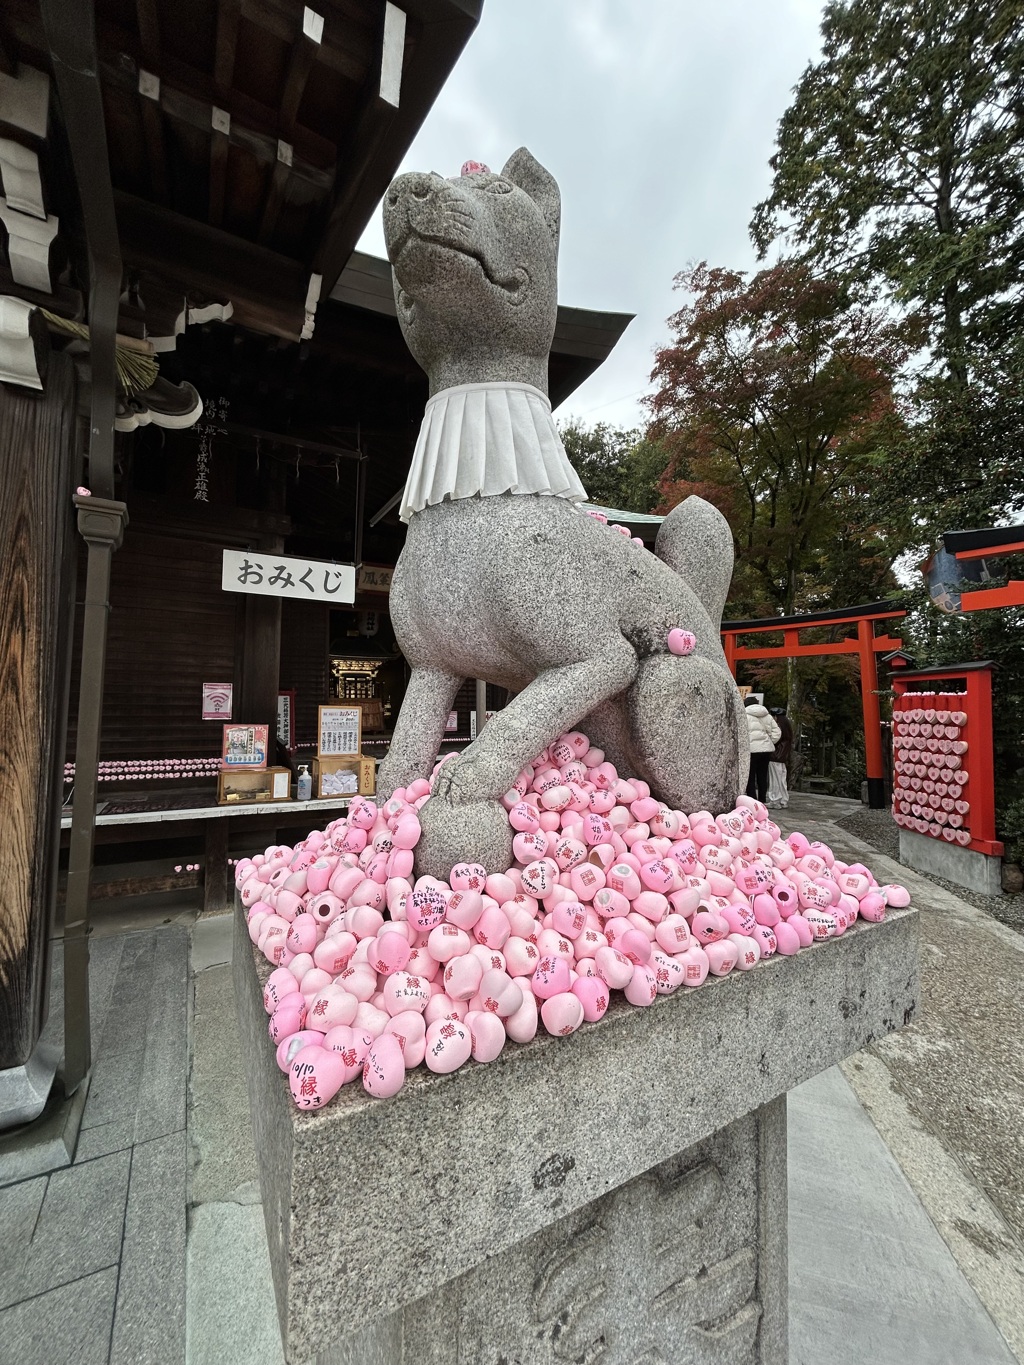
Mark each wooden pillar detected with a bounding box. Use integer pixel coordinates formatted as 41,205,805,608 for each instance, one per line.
0,352,79,1070
857,619,886,809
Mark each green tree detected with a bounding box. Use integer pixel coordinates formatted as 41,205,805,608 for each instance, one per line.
647,259,915,619
751,0,1024,381
558,420,668,513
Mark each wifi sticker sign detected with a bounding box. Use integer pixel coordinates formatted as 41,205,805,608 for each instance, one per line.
202,682,233,720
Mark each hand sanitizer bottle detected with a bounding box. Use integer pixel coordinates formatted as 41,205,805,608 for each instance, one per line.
296,765,312,801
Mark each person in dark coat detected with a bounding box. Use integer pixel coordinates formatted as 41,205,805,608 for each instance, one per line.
767,707,793,807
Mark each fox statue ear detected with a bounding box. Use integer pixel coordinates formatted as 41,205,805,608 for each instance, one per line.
501,147,560,254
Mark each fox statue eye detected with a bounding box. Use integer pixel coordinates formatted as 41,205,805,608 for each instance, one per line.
481,179,512,195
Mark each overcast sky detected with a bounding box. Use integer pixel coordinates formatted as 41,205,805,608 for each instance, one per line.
355,0,825,430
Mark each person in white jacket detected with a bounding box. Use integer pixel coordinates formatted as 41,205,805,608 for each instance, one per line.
744,696,781,803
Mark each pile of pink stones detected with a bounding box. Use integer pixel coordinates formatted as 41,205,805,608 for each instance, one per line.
234,730,911,1111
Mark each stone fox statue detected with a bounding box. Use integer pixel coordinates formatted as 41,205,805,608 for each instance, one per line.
378,148,748,876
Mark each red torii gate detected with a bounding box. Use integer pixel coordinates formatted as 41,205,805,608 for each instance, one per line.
943,526,1024,611
720,601,906,809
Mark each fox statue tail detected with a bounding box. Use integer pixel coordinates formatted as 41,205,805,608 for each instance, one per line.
654,495,734,631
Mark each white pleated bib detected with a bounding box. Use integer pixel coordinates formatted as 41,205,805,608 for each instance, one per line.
399,381,587,523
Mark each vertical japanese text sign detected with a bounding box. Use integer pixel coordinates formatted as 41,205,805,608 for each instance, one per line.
222,550,355,605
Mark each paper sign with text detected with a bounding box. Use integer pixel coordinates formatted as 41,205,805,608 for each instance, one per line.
222,550,355,604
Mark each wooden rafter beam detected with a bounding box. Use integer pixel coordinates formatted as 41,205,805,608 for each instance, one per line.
256,21,319,246
257,142,293,246
214,0,240,89
240,0,368,83
312,0,481,301
209,0,240,230
98,57,334,193
279,28,317,135
134,0,170,203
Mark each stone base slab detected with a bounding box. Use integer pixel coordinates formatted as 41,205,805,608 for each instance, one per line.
234,904,919,1364
317,1097,787,1365
899,829,1003,897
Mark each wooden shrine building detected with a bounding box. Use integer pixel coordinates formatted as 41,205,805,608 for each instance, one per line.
0,0,630,1120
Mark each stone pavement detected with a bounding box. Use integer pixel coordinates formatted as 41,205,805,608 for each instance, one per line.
0,794,1020,1365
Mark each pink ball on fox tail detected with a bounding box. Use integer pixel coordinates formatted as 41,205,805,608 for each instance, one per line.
667,628,696,656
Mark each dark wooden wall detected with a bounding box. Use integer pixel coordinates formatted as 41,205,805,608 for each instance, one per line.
0,353,79,1069
66,529,242,760
279,599,330,748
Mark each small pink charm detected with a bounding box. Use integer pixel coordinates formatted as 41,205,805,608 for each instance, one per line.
773,920,801,955
366,932,411,976
269,1001,305,1043
263,967,301,1015
477,968,523,1018
650,949,685,994
383,1010,427,1066
474,903,512,949
382,971,431,1016
667,628,696,656
445,888,484,930
305,986,358,1031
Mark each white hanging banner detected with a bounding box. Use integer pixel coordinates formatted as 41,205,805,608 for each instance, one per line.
222,549,355,604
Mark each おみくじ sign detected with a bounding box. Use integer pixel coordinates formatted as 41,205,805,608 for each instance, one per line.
222,550,355,604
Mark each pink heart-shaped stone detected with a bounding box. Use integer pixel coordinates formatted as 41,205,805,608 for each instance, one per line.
382,1011,427,1068
362,1033,406,1098
382,971,431,1015
731,932,763,968
477,968,523,1018
704,938,739,976
443,954,484,1002
289,1044,347,1109
424,1017,472,1073
276,1030,325,1072
650,949,686,993
409,886,447,932
306,986,358,1030
263,967,301,1015
531,954,572,999
955,829,972,845
465,1009,507,1062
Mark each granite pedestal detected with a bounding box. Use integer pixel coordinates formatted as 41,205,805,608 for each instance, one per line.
234,905,919,1365
899,828,1003,897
